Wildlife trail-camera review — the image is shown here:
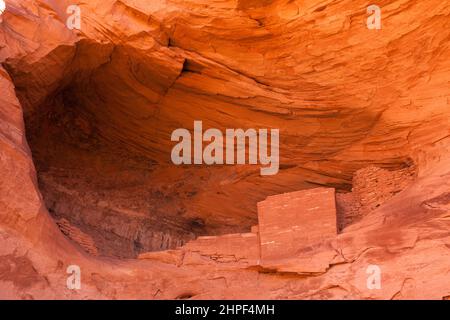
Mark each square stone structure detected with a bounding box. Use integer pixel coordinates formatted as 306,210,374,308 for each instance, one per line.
257,187,338,274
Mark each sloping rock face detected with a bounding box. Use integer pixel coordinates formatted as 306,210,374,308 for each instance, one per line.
0,0,450,299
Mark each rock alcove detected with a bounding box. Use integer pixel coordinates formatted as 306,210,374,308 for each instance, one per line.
3,39,416,258
1,0,450,300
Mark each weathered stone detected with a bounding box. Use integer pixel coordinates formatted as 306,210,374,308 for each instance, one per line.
257,188,337,274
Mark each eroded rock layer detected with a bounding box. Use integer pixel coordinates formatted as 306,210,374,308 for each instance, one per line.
0,0,449,299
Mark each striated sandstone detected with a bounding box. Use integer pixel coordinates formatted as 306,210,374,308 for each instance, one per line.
56,218,99,256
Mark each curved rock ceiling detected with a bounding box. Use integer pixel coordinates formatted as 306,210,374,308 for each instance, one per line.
0,0,449,299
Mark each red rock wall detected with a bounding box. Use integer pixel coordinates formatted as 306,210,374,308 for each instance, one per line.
0,0,450,300
56,218,99,256
258,188,337,273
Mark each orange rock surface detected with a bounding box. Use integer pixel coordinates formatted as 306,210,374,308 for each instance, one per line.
0,0,450,299
258,188,337,274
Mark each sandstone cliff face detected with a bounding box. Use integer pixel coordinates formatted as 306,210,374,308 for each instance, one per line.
0,0,449,299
